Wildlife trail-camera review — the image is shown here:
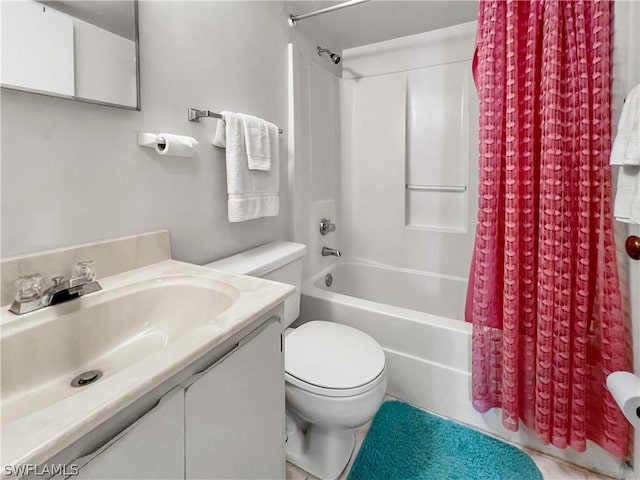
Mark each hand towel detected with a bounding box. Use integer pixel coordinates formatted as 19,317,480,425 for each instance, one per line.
213,113,279,222
212,111,229,148
611,83,640,166
612,84,640,225
614,166,640,225
241,113,272,171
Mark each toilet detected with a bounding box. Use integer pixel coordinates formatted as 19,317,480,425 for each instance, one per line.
205,241,387,480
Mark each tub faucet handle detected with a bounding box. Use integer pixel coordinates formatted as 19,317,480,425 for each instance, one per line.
319,218,336,236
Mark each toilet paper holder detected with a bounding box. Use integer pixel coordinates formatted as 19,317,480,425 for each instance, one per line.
137,132,198,157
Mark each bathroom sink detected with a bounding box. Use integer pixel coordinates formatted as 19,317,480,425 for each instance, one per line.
1,275,240,424
0,258,294,474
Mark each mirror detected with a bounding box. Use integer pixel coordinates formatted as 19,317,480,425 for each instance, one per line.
1,0,139,110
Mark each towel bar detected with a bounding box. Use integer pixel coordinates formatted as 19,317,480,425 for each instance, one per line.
188,108,283,134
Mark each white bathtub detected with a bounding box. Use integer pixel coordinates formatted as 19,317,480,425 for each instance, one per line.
300,260,624,478
312,261,468,321
301,260,472,405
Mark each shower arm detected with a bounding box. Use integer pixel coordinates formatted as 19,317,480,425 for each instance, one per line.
288,0,370,27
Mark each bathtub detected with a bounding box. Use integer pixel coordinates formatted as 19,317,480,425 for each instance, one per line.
309,261,468,321
300,260,472,414
299,259,624,478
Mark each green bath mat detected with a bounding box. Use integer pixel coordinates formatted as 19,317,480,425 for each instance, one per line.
348,401,543,480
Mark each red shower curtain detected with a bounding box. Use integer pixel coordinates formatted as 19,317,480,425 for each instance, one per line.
465,0,632,458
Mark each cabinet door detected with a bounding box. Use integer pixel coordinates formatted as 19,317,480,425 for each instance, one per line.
71,387,185,480
185,318,284,479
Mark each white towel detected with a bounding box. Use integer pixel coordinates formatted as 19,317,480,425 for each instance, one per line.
614,166,640,225
241,114,272,171
213,113,279,222
611,84,640,166
612,84,640,225
212,113,227,148
212,112,273,171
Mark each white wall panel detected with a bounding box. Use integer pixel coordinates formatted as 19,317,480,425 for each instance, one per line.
340,22,478,276
289,45,342,280
405,189,467,232
343,21,477,79
340,72,409,263
406,61,469,187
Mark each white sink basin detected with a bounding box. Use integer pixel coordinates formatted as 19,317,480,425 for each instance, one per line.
1,275,239,424
0,260,294,470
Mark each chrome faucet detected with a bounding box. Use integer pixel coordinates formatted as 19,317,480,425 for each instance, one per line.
9,261,102,315
319,218,336,236
322,247,342,257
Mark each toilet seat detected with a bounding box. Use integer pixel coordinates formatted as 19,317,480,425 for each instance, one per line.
285,368,386,397
285,321,386,398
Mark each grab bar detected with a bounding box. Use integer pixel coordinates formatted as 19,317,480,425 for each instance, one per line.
406,184,467,192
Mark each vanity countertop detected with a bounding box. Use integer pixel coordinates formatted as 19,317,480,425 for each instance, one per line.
0,260,294,473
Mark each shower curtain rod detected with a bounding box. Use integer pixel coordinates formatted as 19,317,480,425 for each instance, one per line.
288,0,370,27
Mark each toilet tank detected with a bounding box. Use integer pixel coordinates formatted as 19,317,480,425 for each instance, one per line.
204,241,307,327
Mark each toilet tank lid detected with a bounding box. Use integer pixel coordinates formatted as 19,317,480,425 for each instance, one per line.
204,241,307,277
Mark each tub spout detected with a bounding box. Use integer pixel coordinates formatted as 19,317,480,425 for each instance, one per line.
322,247,342,257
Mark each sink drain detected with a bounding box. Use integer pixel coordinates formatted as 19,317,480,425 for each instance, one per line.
70,370,103,387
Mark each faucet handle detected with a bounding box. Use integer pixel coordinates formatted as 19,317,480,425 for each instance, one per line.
319,218,336,236
13,273,46,302
71,260,96,286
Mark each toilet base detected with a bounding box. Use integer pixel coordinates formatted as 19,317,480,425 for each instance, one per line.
286,412,356,480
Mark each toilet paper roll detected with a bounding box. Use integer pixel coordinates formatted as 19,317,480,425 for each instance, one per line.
155,133,198,157
606,371,640,428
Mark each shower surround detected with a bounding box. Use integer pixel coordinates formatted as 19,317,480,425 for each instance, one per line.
291,11,633,479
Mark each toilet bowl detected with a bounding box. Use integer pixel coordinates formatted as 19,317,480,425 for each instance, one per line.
204,242,387,480
284,321,387,479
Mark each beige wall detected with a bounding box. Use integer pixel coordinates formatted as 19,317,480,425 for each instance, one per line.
1,1,293,264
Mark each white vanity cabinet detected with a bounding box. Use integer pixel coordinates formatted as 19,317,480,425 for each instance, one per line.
50,314,285,480
70,387,185,480
184,317,285,479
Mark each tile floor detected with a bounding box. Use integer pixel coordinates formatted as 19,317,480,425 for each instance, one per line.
285,420,371,480
523,449,616,480
285,400,616,480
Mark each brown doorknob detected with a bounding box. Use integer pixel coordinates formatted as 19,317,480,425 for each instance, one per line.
626,236,640,260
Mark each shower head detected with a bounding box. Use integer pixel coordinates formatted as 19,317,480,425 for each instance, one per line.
317,46,341,64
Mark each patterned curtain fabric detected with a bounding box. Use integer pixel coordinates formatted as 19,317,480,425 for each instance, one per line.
465,0,632,458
